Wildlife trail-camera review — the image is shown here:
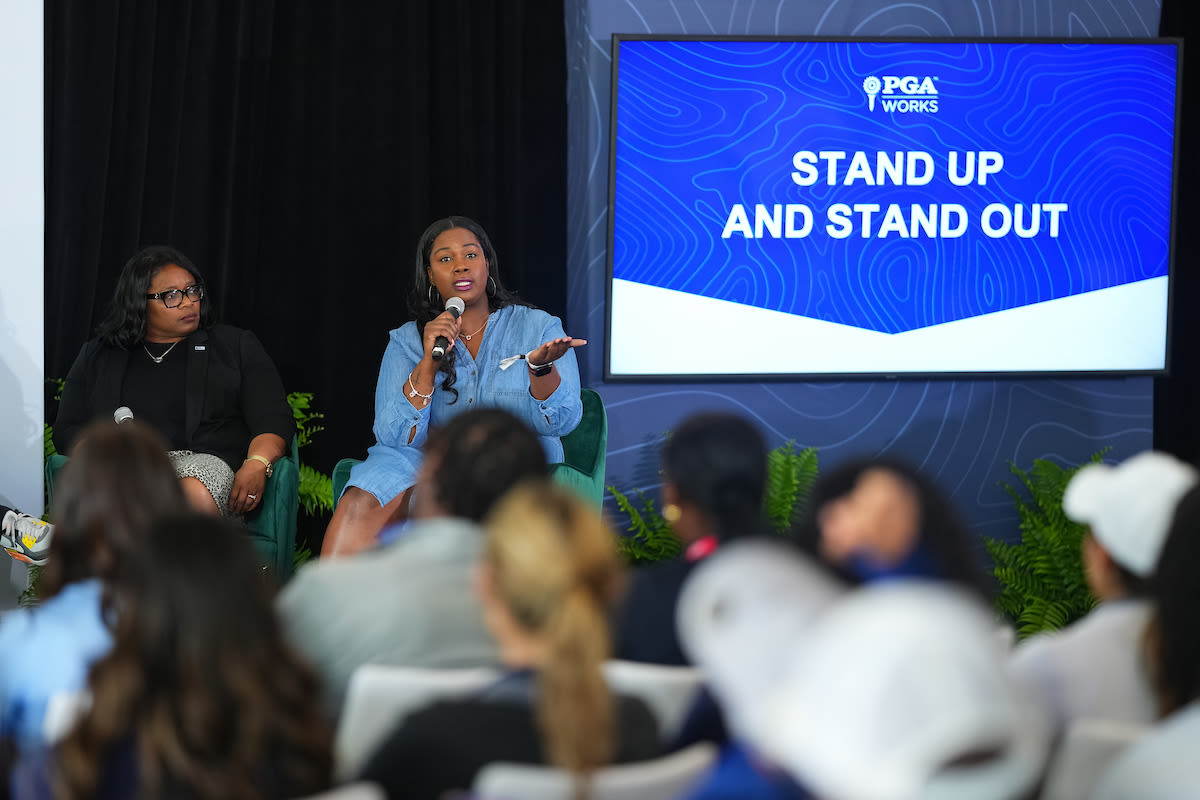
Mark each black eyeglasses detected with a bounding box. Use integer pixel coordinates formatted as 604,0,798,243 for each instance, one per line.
146,284,205,308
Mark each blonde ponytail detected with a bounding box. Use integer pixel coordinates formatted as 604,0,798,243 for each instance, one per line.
484,481,624,788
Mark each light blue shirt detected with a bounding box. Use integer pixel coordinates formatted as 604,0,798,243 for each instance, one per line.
0,579,112,751
347,304,582,504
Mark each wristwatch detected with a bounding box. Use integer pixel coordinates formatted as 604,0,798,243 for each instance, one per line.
245,454,274,478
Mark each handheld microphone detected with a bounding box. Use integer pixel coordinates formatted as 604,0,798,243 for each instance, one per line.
114,406,134,424
431,296,466,361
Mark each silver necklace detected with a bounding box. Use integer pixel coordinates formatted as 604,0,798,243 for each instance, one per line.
144,340,181,364
459,316,490,342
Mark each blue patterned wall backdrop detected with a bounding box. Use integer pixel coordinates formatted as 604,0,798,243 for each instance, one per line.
564,0,1162,547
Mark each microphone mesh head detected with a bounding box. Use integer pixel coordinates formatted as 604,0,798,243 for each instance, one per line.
445,296,466,315
114,406,134,424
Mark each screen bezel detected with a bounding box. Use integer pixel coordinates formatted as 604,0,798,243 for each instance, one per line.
603,34,1184,383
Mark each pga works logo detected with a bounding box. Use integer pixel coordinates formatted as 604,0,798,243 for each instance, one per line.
862,75,939,114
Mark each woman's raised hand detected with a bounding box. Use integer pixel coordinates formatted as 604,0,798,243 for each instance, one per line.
529,336,587,367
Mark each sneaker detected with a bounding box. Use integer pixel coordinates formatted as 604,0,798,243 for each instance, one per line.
1,507,53,566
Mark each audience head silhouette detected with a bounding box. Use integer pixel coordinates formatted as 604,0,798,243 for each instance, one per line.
480,480,623,775
413,407,549,522
804,457,990,598
660,412,769,544
1063,451,1197,600
55,513,332,799
756,583,1050,800
42,419,183,599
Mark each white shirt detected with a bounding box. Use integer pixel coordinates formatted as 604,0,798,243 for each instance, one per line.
1009,599,1157,738
1094,701,1200,799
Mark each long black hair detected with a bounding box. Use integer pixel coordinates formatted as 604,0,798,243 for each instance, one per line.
96,245,215,349
1148,484,1200,715
408,216,528,401
662,412,771,543
798,456,993,600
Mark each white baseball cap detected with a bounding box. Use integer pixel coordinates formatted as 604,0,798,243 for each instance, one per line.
1063,451,1198,577
675,539,844,740
756,582,1051,800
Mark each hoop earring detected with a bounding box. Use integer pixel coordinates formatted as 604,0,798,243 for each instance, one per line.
427,284,441,307
487,275,497,297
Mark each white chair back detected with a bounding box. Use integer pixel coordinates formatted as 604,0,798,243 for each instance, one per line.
994,623,1017,652
294,782,386,800
1039,717,1151,800
473,741,717,800
334,664,500,781
601,660,703,743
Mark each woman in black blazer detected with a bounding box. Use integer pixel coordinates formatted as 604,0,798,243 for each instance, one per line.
54,246,293,517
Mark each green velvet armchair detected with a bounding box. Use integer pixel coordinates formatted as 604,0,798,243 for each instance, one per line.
332,388,608,510
45,436,300,580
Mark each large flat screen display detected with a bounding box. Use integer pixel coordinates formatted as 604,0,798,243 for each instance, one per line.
606,37,1181,379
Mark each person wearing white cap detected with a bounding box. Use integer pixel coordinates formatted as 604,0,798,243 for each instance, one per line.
753,583,1051,800
1009,451,1198,740
675,539,845,800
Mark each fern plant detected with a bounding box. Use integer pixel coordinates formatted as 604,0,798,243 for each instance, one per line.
609,441,819,565
984,452,1107,639
284,392,335,572
286,392,334,519
609,486,682,566
765,441,819,534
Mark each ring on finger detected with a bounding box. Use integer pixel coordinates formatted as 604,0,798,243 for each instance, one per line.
247,493,257,501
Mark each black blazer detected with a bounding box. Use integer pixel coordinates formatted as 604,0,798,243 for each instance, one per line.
54,324,294,470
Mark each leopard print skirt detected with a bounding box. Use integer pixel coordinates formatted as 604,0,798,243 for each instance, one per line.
169,450,236,517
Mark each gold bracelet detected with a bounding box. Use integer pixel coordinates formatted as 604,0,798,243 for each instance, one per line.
244,454,274,478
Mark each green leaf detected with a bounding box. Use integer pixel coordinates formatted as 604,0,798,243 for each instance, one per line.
287,391,327,451
44,423,57,460
987,451,1109,638
608,485,682,566
17,564,42,608
298,462,334,517
764,442,819,534
293,539,314,571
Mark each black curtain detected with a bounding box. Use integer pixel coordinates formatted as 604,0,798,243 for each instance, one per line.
1158,2,1199,464
45,0,568,546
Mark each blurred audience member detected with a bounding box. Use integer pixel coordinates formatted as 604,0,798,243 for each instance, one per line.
676,539,844,799
359,480,660,799
615,412,771,666
1010,451,1197,739
802,457,992,598
33,514,332,800
1095,483,1200,798
278,408,549,717
0,421,183,756
751,583,1049,800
